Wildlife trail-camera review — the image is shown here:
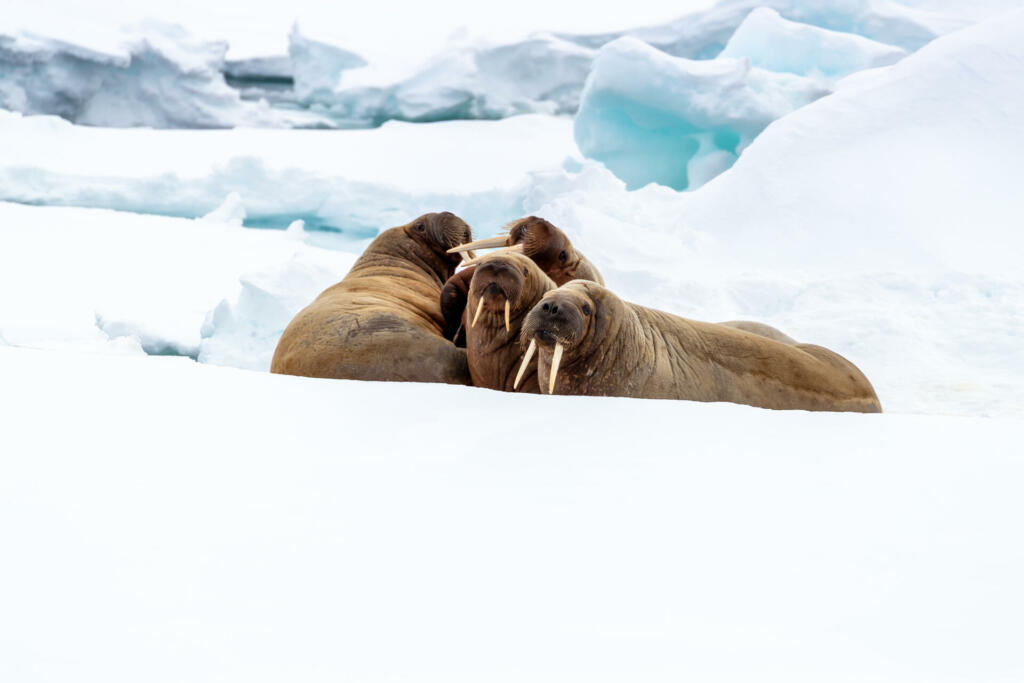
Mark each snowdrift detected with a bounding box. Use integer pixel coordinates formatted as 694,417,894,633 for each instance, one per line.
2,345,1023,682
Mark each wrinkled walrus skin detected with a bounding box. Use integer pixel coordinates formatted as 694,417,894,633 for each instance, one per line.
270,212,474,385
463,252,557,393
521,280,882,413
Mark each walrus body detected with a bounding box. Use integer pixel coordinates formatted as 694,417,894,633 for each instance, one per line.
520,281,882,413
270,212,473,385
463,252,556,393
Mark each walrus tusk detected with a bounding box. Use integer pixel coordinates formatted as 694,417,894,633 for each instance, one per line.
456,244,527,268
504,299,511,332
513,338,536,390
451,322,463,342
447,236,509,253
549,342,564,395
471,298,485,327
461,250,477,262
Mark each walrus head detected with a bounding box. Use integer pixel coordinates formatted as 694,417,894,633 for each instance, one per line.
387,211,474,283
467,251,554,334
446,216,603,286
518,280,606,394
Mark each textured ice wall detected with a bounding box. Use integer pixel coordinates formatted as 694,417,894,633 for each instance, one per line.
0,24,328,128
574,37,828,190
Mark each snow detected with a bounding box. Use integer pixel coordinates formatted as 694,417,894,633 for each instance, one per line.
0,201,352,358
719,7,908,79
1,344,1023,682
0,23,328,129
574,37,829,190
0,110,577,233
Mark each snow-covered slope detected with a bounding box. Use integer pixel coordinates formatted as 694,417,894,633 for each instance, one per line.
2,345,1023,682
681,7,1024,274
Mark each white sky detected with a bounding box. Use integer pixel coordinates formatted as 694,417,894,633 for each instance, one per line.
6,0,718,61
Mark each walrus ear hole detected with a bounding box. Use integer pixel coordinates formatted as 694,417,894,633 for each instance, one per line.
558,250,568,263
582,303,592,316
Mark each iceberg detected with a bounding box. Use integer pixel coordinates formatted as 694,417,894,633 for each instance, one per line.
573,37,829,190
719,8,908,79
0,23,330,128
561,0,970,58
299,34,595,126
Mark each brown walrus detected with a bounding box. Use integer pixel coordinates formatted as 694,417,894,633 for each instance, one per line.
270,212,474,385
447,216,604,285
462,251,557,393
441,215,603,346
517,280,882,412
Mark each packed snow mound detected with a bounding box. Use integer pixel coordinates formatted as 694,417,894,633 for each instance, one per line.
719,8,907,79
299,34,595,125
0,23,329,129
562,0,970,58
682,7,1024,274
574,37,829,190
0,111,577,235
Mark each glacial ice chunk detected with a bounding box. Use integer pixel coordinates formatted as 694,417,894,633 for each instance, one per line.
573,37,829,191
0,23,329,128
719,8,907,79
297,34,596,125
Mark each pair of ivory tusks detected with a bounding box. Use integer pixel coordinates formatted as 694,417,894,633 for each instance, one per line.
454,244,524,267
470,297,512,332
513,338,563,395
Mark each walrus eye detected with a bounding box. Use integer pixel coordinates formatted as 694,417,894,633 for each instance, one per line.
415,222,425,232
582,303,592,316
522,267,529,276
558,250,568,263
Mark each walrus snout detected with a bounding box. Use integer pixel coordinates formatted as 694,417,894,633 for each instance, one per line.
522,294,586,350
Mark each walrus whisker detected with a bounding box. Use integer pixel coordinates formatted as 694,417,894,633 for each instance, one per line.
549,342,564,395
471,298,485,327
504,299,511,332
447,236,509,253
514,338,536,390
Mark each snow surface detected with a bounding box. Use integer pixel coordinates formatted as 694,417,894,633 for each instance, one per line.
719,8,908,79
574,37,829,190
2,345,1023,682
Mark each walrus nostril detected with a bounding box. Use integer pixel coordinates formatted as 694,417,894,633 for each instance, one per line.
542,303,550,312
550,304,559,315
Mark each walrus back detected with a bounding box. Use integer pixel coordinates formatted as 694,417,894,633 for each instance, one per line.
629,305,882,413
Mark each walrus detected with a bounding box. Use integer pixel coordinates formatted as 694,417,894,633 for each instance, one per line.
441,216,603,347
270,212,474,385
517,280,882,413
447,216,604,285
461,251,557,393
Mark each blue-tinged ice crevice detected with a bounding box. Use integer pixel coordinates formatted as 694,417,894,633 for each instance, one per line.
719,8,907,79
0,23,332,129
573,38,829,191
